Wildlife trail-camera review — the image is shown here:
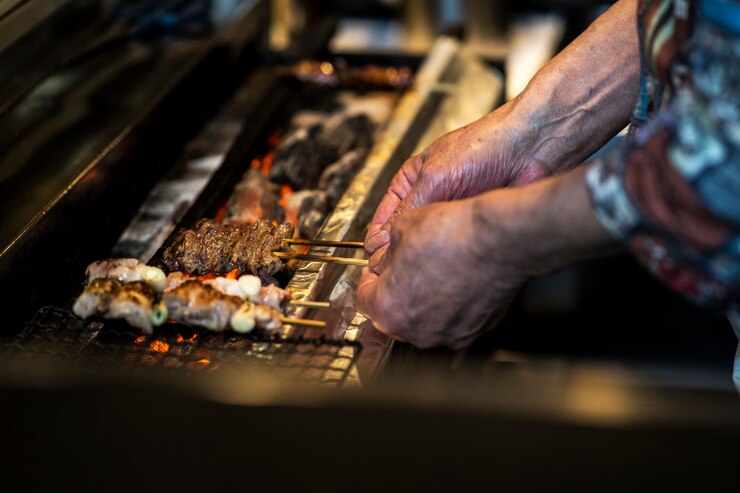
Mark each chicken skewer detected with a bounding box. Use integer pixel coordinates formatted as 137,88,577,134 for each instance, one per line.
74,259,325,333
73,278,167,334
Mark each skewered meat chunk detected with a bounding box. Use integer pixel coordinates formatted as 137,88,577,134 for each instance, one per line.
85,258,167,292
162,219,295,279
164,273,291,312
73,278,167,334
257,283,291,311
163,280,242,332
162,280,283,333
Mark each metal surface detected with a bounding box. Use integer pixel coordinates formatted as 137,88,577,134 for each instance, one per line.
284,37,504,382
0,1,104,109
0,1,268,328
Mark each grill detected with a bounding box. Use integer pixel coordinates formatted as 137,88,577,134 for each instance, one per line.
0,2,502,387
6,306,361,386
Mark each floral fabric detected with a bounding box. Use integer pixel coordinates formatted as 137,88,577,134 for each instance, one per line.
585,0,740,391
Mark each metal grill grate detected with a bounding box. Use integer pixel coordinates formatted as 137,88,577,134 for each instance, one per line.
2,306,361,386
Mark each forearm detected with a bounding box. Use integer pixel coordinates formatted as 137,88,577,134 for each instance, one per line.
498,0,640,175
472,166,619,278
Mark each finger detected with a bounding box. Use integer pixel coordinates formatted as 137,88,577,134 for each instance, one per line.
364,228,390,257
367,243,390,275
365,158,421,254
356,267,402,340
392,167,441,217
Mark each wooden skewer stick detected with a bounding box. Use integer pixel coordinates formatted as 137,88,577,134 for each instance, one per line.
288,300,331,309
284,238,364,248
275,251,369,267
279,316,326,328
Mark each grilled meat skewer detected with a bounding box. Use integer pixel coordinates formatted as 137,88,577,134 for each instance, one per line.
73,278,167,334
278,60,414,91
164,272,291,311
162,219,295,279
85,258,167,292
162,279,283,333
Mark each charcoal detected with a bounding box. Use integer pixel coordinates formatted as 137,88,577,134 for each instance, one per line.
268,124,339,190
286,190,329,239
318,147,369,208
269,113,375,191
320,113,374,157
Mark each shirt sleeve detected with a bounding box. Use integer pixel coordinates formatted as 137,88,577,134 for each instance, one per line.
585,10,740,307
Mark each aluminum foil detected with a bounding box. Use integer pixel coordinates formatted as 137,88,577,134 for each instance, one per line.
283,37,504,385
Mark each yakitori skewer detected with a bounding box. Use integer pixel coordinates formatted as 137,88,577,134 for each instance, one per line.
274,251,369,267
284,238,364,248
288,300,332,309
279,317,326,328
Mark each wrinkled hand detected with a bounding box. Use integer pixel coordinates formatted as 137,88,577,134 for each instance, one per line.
357,197,528,349
365,107,548,256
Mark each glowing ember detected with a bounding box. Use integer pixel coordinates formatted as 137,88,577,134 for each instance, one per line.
134,335,146,344
176,333,199,343
196,358,210,366
149,340,170,353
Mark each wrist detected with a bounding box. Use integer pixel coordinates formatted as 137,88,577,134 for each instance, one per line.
475,99,552,186
471,166,618,278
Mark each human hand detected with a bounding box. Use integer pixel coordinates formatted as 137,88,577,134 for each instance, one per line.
357,197,528,349
357,168,616,349
365,104,549,256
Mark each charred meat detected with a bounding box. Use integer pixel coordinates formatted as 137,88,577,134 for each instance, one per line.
73,278,167,334
162,219,295,279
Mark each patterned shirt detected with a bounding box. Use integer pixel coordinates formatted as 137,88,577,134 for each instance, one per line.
584,0,740,389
